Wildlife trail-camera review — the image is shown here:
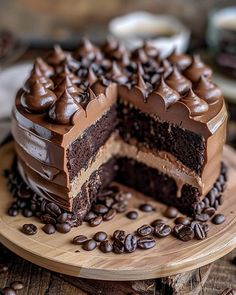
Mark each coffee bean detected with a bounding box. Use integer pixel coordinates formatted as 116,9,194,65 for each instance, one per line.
0,264,8,274
99,240,113,253
93,204,109,214
124,234,137,253
194,223,207,240
137,225,153,237
203,207,216,217
22,208,33,218
113,230,126,242
104,197,114,208
84,211,97,222
73,235,88,245
89,215,103,227
173,224,184,236
209,189,216,207
154,224,172,238
194,213,209,222
150,219,165,227
82,239,97,251
57,212,68,224
103,209,116,221
113,239,125,254
56,222,71,233
98,186,118,198
212,214,225,225
178,226,194,242
7,207,18,217
126,211,138,220
203,223,209,233
42,224,56,234
46,202,61,217
112,202,127,213
214,199,219,210
203,197,210,208
218,195,224,205
22,224,37,235
220,288,236,295
1,287,16,295
164,206,178,219
40,214,56,225
139,203,154,212
93,231,107,242
10,281,24,291
174,216,190,226
137,237,156,249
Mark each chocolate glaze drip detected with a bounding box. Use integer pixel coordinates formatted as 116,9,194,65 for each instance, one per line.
155,77,180,108
181,88,209,116
166,66,192,94
21,80,57,113
46,45,66,66
24,65,54,91
194,76,222,104
48,89,80,125
168,50,191,71
35,57,54,77
183,55,212,82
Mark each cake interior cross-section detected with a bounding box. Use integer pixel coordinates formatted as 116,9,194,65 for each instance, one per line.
11,38,228,225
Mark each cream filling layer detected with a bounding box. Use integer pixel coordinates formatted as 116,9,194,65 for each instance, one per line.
69,136,203,199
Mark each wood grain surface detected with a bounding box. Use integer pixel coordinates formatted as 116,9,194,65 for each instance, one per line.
0,142,236,281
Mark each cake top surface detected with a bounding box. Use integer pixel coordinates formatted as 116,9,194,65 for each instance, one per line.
13,38,227,145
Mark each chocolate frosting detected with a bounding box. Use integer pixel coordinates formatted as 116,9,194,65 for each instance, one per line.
180,89,209,117
53,65,81,85
21,80,57,113
75,38,102,62
194,76,222,104
168,50,191,71
166,66,192,94
35,57,54,77
48,89,80,125
183,55,212,82
46,45,66,66
102,37,129,62
142,41,160,59
54,76,80,98
24,65,54,91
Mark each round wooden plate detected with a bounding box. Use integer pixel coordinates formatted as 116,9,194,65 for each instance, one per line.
0,142,236,281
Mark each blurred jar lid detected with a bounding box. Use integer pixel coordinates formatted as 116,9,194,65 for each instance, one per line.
109,11,190,56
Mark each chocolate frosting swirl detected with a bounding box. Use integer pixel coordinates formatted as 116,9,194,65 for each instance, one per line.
75,38,102,62
54,76,80,98
194,76,222,104
168,50,191,71
35,57,54,77
21,80,57,113
110,62,129,85
24,65,54,91
155,77,180,108
142,41,159,59
166,66,191,94
102,37,129,62
48,89,80,125
132,48,149,63
46,45,66,66
57,53,80,73
180,88,209,116
53,65,81,85
183,55,212,82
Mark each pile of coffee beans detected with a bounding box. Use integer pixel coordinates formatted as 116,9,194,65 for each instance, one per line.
0,280,24,295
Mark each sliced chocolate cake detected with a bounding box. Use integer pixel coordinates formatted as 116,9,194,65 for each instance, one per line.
11,39,227,223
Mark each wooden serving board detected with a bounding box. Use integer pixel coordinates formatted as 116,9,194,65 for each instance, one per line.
0,142,236,281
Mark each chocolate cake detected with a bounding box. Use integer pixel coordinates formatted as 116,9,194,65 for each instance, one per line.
11,39,227,224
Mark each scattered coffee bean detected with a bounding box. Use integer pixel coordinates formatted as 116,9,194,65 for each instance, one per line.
82,239,97,251
93,204,109,214
150,219,165,227
46,202,61,217
57,212,68,224
113,230,126,242
113,239,125,254
42,224,56,235
212,214,225,225
126,211,138,220
124,234,137,253
203,207,216,217
193,223,207,240
1,287,16,295
40,214,56,225
164,207,178,219
98,186,118,198
73,235,88,245
194,213,209,222
104,197,114,208
99,240,113,253
84,211,97,222
220,288,236,295
178,226,194,242
0,264,8,274
103,209,116,221
7,207,18,217
22,208,33,218
173,224,184,236
112,202,127,213
203,223,209,233
137,237,156,249
22,224,37,235
89,215,103,227
154,223,172,238
93,231,107,242
137,225,153,237
174,216,190,226
56,222,71,233
139,203,154,212
10,281,24,291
